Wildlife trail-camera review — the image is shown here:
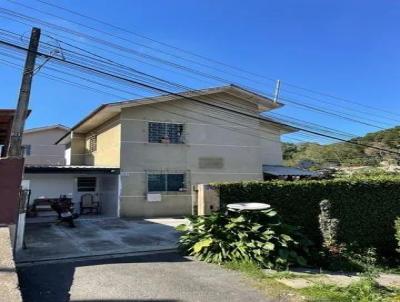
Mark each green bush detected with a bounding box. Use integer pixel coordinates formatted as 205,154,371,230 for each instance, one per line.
215,176,400,256
395,217,400,253
176,208,312,269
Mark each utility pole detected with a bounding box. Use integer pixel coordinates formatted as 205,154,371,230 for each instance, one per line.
7,27,41,157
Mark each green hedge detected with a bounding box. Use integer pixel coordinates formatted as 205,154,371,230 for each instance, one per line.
215,177,400,256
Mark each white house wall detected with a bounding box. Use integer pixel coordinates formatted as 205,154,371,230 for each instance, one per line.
22,128,68,165
23,173,119,217
25,174,75,203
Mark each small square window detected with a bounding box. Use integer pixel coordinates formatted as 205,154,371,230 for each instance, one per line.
77,177,97,192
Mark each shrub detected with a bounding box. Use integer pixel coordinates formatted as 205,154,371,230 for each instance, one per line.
395,217,400,253
215,176,400,256
176,208,312,269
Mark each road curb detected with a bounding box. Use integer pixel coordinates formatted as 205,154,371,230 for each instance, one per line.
16,247,179,267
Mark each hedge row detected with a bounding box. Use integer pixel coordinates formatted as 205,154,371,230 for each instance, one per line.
215,177,400,256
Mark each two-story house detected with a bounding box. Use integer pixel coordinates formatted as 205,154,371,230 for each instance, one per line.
22,124,70,165
45,85,294,217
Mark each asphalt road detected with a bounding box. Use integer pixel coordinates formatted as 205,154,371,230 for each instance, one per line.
17,252,272,302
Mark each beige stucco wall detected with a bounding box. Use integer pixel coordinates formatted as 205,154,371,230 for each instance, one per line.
119,93,284,217
22,128,68,165
83,115,121,167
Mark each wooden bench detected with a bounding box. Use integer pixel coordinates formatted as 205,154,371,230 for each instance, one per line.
28,198,73,217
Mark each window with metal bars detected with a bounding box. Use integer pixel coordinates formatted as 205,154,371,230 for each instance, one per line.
77,177,97,192
148,122,184,144
89,135,97,152
147,172,186,192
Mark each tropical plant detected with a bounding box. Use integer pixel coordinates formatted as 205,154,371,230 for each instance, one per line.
176,208,312,269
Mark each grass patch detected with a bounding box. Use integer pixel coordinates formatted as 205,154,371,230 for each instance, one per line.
223,261,303,301
301,278,400,302
224,261,400,302
223,260,265,279
224,260,299,279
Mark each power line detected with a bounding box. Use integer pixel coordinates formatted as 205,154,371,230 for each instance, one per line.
0,42,396,157
0,11,394,131
1,38,399,156
1,27,391,135
1,28,391,147
0,30,360,142
1,7,398,131
15,0,400,119
0,52,313,146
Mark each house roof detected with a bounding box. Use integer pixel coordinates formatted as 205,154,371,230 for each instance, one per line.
263,165,318,177
24,124,70,134
56,85,291,144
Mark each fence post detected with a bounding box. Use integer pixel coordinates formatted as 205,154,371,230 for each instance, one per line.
197,184,220,215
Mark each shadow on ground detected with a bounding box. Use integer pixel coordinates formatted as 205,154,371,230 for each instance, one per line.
72,300,181,302
18,252,190,302
17,218,183,262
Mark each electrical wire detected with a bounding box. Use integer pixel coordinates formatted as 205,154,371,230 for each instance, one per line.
1,38,399,156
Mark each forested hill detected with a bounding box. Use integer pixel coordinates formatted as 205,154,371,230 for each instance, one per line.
283,126,400,167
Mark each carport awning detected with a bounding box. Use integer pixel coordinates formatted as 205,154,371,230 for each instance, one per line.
263,165,318,177
24,165,120,174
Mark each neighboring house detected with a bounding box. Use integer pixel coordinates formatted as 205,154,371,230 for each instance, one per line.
22,124,70,165
24,85,309,218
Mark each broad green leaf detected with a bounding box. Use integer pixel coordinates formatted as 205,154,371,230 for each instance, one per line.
265,210,277,217
251,224,263,232
176,224,188,232
226,223,237,229
230,215,246,223
280,234,293,242
263,242,275,251
193,238,213,253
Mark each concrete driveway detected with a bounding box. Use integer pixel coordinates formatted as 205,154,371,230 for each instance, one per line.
18,252,271,302
17,218,184,263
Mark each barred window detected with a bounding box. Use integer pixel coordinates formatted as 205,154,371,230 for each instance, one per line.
148,122,184,144
148,174,166,192
147,172,186,192
89,135,97,152
77,177,97,192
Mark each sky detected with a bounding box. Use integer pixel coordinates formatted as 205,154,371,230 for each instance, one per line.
0,0,399,143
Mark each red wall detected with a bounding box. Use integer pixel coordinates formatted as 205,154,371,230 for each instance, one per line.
0,158,24,225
